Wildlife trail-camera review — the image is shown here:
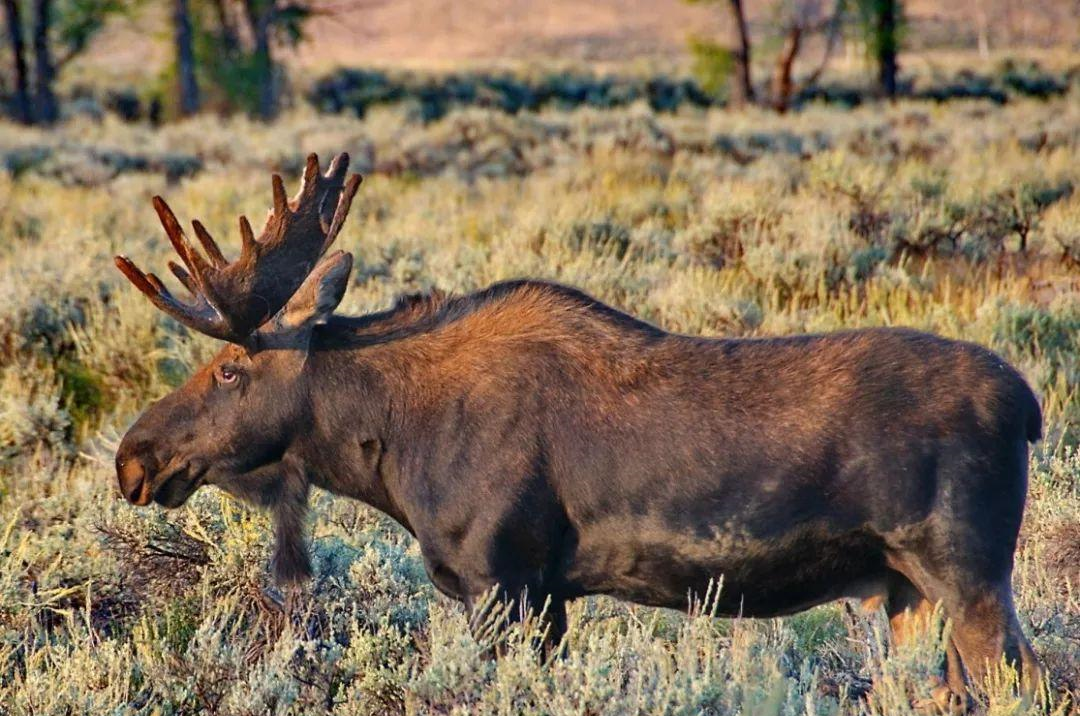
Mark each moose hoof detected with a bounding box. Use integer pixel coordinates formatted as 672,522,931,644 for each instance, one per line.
912,678,968,715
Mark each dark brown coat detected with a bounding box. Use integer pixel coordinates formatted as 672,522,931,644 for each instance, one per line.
115,155,1042,701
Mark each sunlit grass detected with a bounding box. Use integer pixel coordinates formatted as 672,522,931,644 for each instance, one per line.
0,93,1077,714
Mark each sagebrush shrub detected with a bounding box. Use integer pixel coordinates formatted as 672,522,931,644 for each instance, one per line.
0,94,1077,715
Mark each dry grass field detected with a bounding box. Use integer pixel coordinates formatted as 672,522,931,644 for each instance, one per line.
1,92,1079,714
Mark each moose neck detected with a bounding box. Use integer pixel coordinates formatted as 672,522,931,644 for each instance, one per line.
295,334,414,532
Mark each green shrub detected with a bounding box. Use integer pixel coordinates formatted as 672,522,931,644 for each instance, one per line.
56,358,112,436
993,299,1080,370
687,37,735,99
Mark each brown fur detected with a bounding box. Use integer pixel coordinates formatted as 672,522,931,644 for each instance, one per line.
116,159,1045,703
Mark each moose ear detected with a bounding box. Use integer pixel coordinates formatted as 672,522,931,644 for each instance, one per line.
275,250,353,332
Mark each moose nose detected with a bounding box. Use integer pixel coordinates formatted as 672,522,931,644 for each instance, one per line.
117,455,154,506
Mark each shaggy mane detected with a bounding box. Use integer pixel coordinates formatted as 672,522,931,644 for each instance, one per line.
320,279,665,348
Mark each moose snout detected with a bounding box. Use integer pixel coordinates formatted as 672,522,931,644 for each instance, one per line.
116,452,155,506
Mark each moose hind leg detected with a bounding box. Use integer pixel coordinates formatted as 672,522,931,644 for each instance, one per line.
946,584,1042,696
887,552,1042,699
886,573,934,648
888,439,1041,698
884,571,966,711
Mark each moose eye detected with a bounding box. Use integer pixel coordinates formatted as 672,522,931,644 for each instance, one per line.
217,365,241,386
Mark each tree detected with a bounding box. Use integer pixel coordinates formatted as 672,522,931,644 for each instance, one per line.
2,0,128,124
250,0,315,119
32,0,58,123
856,0,902,99
771,21,802,112
188,0,313,120
2,0,32,123
973,0,989,60
173,0,200,115
686,0,755,107
687,0,848,112
726,0,755,106
687,0,845,113
248,0,277,120
769,0,843,113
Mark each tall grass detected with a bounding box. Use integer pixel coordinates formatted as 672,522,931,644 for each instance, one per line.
0,93,1077,714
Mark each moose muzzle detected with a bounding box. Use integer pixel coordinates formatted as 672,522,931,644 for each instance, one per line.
116,452,155,506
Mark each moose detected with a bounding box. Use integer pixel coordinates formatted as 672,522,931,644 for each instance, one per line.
115,153,1042,703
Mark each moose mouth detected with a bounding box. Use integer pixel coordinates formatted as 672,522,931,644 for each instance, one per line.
152,463,208,508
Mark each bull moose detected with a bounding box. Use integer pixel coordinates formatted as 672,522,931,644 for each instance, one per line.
115,153,1042,703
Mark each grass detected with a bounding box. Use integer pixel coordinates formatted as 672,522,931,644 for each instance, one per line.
0,91,1078,715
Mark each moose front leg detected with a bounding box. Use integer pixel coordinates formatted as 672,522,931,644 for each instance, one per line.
416,480,572,659
463,580,567,660
217,458,312,583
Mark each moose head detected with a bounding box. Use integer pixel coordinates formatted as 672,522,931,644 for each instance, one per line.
114,153,362,580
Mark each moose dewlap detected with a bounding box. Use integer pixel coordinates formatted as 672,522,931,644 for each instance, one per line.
114,152,1043,702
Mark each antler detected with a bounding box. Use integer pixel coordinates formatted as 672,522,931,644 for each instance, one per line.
115,153,362,342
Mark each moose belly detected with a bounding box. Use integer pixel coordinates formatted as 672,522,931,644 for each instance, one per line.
564,519,888,617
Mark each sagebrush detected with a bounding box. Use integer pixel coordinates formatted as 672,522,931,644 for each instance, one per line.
0,93,1078,715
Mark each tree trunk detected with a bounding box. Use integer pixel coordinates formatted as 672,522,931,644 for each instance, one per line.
771,25,802,113
210,0,240,55
875,0,899,99
2,0,32,123
173,0,200,115
804,0,844,88
726,0,754,107
252,5,277,120
240,0,278,120
31,0,58,123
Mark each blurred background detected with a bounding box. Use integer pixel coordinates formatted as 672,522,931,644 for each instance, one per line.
2,0,1079,125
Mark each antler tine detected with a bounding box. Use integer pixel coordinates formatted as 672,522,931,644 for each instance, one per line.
271,174,289,217
114,256,232,341
168,260,200,295
297,153,321,203
144,272,168,293
192,220,228,268
323,173,363,251
152,197,215,284
238,215,258,255
326,152,350,182
115,255,159,297
316,153,350,231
